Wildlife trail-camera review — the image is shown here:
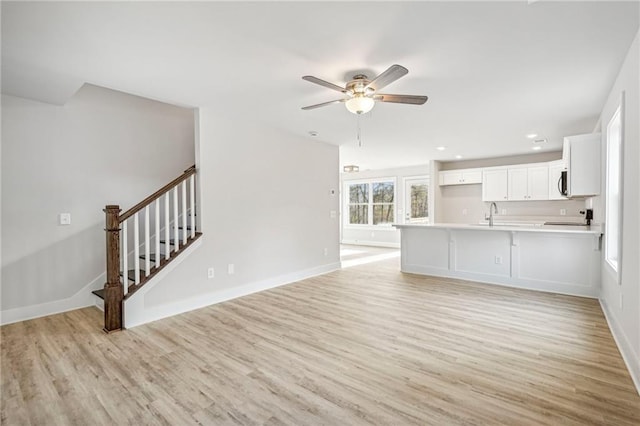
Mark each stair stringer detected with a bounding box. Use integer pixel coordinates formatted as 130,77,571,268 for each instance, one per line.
123,237,203,329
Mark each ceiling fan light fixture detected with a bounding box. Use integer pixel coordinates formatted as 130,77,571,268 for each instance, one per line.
345,95,375,115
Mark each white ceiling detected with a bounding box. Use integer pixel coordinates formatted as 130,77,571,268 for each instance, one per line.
2,1,638,170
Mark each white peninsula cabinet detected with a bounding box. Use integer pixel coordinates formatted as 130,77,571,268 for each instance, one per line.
395,223,602,298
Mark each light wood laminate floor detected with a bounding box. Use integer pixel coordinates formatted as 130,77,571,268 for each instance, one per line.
2,258,639,425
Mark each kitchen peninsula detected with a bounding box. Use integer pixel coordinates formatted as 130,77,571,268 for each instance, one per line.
394,223,602,297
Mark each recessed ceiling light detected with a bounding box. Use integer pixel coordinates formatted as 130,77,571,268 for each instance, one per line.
308,130,318,137
532,146,542,151
436,146,446,151
455,155,463,159
526,133,538,139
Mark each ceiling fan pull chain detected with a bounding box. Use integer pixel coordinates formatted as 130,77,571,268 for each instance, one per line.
357,115,362,147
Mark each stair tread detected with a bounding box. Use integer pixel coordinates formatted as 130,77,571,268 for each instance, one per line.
120,269,147,282
92,289,105,299
139,253,165,262
160,239,180,245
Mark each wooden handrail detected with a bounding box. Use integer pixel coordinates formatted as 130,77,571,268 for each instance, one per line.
119,165,195,222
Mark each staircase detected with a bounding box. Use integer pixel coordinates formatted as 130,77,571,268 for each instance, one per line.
96,165,202,332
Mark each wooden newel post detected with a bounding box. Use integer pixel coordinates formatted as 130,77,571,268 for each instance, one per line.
103,205,123,333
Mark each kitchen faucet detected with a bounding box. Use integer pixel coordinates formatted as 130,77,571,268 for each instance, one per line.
488,202,498,227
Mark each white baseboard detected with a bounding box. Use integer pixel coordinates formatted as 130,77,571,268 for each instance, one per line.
341,239,400,249
599,298,640,396
401,264,599,299
124,260,341,329
0,272,105,326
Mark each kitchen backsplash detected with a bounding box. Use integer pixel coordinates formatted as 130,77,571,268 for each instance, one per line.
438,183,588,224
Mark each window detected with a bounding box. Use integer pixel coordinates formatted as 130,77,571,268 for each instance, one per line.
346,179,395,226
605,104,622,274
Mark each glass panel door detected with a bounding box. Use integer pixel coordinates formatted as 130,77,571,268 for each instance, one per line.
404,177,429,224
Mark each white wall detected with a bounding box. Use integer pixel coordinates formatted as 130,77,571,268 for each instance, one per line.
341,165,428,247
596,31,640,392
1,84,195,322
132,108,340,317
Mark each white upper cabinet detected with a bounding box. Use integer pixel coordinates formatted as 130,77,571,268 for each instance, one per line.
527,165,550,200
488,164,549,201
563,133,601,197
548,160,567,200
507,168,529,200
439,168,482,186
482,169,508,201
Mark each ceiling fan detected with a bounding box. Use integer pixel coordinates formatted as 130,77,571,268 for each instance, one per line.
301,64,428,115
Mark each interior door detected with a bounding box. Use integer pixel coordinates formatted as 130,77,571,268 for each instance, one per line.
404,177,429,223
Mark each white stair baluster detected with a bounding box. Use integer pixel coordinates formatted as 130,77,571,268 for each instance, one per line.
182,181,187,245
155,198,161,268
122,220,128,296
173,186,179,252
165,192,170,260
189,174,195,238
134,213,140,285
144,205,150,276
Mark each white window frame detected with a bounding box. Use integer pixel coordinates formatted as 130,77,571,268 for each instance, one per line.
343,177,397,229
604,100,624,281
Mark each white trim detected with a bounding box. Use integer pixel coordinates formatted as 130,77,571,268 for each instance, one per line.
599,298,640,396
0,272,105,325
124,253,340,329
341,239,400,249
342,224,397,231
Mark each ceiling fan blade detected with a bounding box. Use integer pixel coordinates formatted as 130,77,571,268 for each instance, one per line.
365,65,408,91
301,98,346,110
302,76,347,93
374,94,428,105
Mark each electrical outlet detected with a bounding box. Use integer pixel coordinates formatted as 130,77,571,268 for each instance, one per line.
371,232,375,238
323,248,328,256
228,264,235,275
494,255,503,264
330,210,337,219
59,213,71,225
501,209,507,215
462,209,468,216
560,209,566,216
207,268,215,279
